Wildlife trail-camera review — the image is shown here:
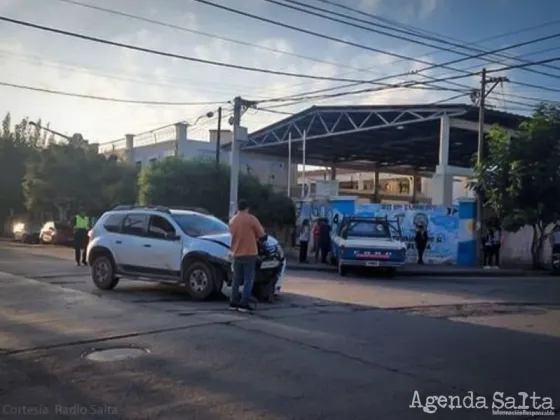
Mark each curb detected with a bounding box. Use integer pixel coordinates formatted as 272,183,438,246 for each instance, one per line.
285,264,542,277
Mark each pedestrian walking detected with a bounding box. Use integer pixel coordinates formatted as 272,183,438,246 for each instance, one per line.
414,224,428,264
312,219,321,262
228,199,266,313
483,225,495,268
318,218,331,264
298,219,310,263
491,224,502,268
73,209,90,266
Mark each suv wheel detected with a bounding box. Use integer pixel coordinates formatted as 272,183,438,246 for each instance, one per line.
183,261,215,301
91,255,119,290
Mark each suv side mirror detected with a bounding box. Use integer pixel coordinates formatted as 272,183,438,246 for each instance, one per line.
165,232,180,241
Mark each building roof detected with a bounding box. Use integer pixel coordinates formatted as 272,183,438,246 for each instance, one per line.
240,103,527,172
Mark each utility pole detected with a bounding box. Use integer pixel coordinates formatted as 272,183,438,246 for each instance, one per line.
475,68,509,265
228,96,256,217
215,106,222,166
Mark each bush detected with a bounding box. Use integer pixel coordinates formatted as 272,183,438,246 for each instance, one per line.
138,157,295,227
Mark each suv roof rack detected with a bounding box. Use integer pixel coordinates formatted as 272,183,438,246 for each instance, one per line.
175,206,210,215
111,204,171,214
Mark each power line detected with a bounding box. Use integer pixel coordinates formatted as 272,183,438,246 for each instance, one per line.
0,15,411,85
56,0,479,99
510,80,560,94
258,57,560,105
305,0,560,76
313,0,560,56
192,0,560,103
0,80,228,105
56,0,386,77
262,32,560,102
0,48,271,98
265,0,560,82
57,0,560,101
194,0,489,77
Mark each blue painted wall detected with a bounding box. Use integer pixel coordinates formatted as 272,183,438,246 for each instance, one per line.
297,198,476,265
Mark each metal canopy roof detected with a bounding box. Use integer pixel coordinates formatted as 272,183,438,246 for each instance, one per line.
241,104,527,172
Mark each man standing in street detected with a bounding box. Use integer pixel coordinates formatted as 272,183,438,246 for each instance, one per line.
228,199,266,313
73,209,90,266
414,223,428,265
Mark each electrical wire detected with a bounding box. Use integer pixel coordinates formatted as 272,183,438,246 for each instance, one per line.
313,0,560,56
264,0,560,82
0,15,417,85
0,48,272,98
56,0,405,78
0,80,228,105
194,0,495,77
56,0,560,102
510,80,560,94
258,34,560,103
299,0,560,76
257,57,560,107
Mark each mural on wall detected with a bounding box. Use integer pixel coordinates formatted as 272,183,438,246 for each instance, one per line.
354,203,459,264
297,199,460,264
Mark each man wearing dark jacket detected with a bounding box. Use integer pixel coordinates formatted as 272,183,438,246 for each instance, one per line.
318,218,331,264
414,224,428,265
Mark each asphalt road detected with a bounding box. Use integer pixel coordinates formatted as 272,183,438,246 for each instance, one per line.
0,241,559,419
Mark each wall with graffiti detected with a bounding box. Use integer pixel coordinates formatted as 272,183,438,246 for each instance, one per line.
297,198,468,265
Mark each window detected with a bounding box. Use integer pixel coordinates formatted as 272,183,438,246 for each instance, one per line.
171,213,229,237
344,221,390,239
121,214,148,236
103,213,125,233
148,215,176,239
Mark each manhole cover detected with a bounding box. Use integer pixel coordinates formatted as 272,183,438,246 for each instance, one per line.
84,347,149,362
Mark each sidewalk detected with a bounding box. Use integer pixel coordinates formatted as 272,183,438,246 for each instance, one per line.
285,250,540,277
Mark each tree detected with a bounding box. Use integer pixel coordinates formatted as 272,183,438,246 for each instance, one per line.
0,113,41,233
23,141,138,221
138,157,295,227
470,103,560,268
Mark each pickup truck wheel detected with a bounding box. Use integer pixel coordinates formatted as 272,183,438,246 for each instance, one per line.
91,255,119,290
183,261,215,301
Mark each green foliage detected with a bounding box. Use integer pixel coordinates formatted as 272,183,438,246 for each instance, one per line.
470,103,560,267
138,157,295,227
0,113,41,232
24,142,138,220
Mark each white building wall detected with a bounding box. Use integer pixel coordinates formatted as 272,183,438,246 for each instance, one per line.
127,136,294,192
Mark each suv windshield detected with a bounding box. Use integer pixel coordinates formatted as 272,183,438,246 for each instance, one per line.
344,220,390,239
172,213,229,237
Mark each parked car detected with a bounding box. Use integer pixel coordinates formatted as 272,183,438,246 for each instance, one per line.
86,205,286,301
330,216,407,276
39,221,74,245
12,221,41,244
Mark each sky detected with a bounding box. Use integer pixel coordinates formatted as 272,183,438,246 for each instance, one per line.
0,0,559,145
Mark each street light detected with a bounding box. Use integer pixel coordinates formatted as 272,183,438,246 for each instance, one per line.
29,120,72,142
29,121,89,148
189,109,223,166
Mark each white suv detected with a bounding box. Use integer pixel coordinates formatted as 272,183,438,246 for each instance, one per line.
86,205,286,301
